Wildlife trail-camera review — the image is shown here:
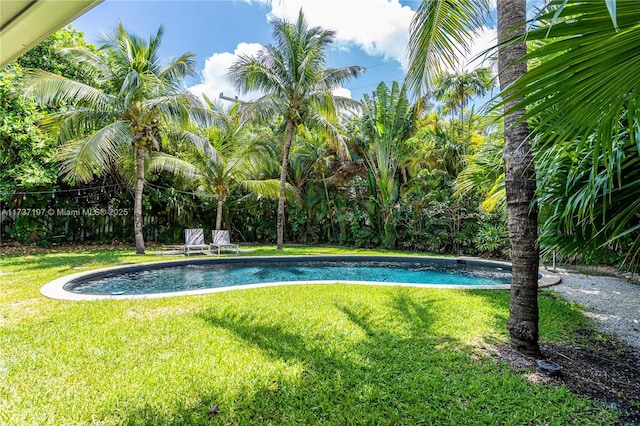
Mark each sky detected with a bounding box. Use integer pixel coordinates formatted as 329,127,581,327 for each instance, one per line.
71,0,505,104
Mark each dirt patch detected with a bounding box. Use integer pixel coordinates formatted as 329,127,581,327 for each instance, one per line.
489,329,640,425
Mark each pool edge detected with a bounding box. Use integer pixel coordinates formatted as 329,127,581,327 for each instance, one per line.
40,255,562,301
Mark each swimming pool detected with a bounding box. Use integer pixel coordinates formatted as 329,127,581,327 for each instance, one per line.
40,255,561,300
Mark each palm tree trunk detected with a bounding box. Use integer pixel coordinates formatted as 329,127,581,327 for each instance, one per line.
497,0,541,357
215,198,224,231
277,120,295,250
134,145,146,255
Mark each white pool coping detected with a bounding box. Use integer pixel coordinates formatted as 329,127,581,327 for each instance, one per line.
40,255,562,301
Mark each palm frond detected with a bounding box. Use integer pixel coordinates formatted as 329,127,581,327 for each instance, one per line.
228,51,285,95
46,108,117,143
23,70,113,109
536,121,640,271
238,94,286,125
58,47,114,83
177,130,223,166
321,66,366,89
242,179,296,202
502,0,640,170
57,121,131,182
406,0,491,96
149,152,201,179
160,52,198,83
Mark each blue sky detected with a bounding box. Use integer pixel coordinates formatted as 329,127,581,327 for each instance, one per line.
72,0,500,103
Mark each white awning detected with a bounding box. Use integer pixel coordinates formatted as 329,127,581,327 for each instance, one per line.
1,0,102,68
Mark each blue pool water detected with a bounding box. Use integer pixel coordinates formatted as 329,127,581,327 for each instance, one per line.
67,260,512,295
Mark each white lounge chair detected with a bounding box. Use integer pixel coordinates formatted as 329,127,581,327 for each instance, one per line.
184,228,210,256
210,230,239,254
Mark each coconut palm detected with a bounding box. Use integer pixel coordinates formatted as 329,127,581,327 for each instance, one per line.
183,98,282,231
23,23,206,254
407,0,541,356
227,9,364,250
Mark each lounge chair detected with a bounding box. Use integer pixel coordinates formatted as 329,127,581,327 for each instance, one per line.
210,230,239,254
184,228,210,256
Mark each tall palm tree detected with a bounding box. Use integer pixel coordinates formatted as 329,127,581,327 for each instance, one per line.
24,23,205,254
407,0,541,356
496,0,540,357
227,10,364,250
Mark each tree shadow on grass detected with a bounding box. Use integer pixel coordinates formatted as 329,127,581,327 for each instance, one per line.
109,288,606,425
191,293,463,425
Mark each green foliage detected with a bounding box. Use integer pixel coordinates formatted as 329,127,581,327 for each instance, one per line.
231,195,278,243
0,27,100,239
455,128,505,213
355,82,418,248
16,26,99,85
536,129,640,270
0,65,58,198
475,221,510,258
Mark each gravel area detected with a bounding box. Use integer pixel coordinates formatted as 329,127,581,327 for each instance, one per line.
547,268,640,350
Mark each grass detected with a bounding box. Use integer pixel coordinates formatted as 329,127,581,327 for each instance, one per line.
0,245,617,424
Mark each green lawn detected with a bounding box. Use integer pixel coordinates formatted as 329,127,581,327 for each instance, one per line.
0,246,615,424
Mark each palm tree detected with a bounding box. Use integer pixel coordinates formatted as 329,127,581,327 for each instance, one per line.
495,1,540,357
23,23,205,254
227,10,363,250
407,0,541,356
433,67,493,147
184,98,282,231
502,1,640,271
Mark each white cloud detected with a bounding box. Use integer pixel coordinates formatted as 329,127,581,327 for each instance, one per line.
267,0,414,68
188,42,263,103
191,1,497,103
190,40,354,102
460,26,498,73
332,86,352,99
